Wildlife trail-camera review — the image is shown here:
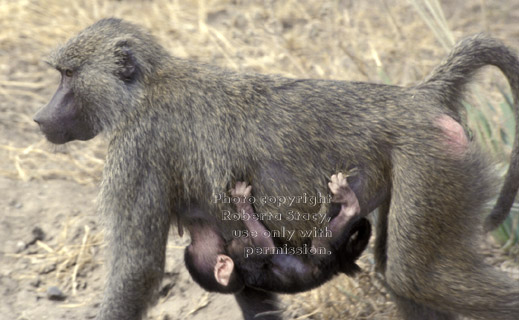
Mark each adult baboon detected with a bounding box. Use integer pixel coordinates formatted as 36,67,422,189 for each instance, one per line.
34,18,519,320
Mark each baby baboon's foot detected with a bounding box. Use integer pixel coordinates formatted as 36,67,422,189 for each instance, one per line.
328,173,352,203
328,172,360,220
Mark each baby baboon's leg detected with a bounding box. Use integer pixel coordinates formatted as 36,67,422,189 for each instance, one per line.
326,172,361,235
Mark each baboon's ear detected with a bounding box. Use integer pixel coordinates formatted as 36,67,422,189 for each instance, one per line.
115,40,137,82
214,254,234,286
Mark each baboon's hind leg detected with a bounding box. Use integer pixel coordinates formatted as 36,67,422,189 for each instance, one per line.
385,150,519,320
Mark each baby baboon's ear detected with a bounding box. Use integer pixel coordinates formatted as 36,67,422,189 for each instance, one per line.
214,254,235,286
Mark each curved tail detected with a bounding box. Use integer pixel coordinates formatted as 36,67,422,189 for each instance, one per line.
420,34,519,232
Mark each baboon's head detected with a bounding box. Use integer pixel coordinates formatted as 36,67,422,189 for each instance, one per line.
34,18,163,144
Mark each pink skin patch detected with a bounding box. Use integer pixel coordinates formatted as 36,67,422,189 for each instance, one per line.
434,115,468,157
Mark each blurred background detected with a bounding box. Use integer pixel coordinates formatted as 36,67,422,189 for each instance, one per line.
1,0,518,319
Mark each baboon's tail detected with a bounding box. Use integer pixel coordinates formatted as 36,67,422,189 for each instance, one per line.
420,34,519,232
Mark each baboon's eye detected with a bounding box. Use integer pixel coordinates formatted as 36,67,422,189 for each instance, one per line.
64,69,73,77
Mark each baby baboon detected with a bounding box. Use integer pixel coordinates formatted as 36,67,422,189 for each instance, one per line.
34,18,519,320
184,174,371,294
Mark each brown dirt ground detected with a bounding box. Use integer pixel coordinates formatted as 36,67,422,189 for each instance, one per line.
1,1,519,319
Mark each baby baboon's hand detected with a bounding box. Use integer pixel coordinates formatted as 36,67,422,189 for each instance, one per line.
231,181,252,199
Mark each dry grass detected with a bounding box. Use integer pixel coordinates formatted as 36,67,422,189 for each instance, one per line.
6,220,103,299
283,253,397,319
1,0,519,319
